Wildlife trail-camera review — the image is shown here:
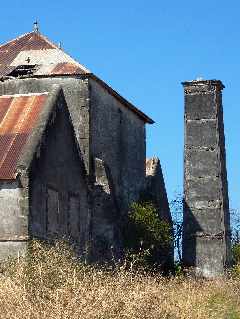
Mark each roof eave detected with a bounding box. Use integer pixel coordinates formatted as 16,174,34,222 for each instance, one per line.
24,73,155,124
16,85,62,176
86,74,154,124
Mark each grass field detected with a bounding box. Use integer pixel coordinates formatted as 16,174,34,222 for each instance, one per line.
0,241,239,319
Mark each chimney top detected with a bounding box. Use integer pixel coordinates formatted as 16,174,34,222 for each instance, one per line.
181,79,225,90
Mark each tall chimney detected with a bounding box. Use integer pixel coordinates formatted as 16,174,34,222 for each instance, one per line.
182,79,231,278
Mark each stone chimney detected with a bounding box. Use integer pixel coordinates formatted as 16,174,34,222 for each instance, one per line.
182,79,231,278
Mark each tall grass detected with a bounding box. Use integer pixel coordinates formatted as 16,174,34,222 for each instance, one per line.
0,241,239,319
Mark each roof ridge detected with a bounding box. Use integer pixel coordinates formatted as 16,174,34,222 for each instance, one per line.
0,31,33,50
31,32,90,72
40,33,91,72
0,92,48,98
34,32,59,49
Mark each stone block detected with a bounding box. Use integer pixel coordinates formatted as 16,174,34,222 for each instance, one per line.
183,207,222,235
185,177,221,203
185,120,217,148
185,148,219,177
185,93,216,120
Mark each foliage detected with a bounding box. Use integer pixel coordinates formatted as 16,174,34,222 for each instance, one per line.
122,201,172,268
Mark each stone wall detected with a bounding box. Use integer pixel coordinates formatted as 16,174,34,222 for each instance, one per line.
182,80,231,278
89,79,146,213
89,158,122,262
144,158,174,268
29,94,89,253
0,180,28,259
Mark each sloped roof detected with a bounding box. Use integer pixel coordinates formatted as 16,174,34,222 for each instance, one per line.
0,31,90,75
0,93,48,179
0,30,154,124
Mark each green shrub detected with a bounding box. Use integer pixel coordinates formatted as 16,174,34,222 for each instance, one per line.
122,201,172,268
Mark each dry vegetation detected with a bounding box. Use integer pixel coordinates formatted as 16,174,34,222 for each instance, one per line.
0,241,240,319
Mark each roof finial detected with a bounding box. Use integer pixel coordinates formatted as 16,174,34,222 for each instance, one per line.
33,20,39,33
58,41,62,49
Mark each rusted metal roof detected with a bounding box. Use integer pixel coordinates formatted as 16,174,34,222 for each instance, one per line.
0,93,48,179
34,62,87,76
0,31,90,76
0,32,56,65
0,65,15,78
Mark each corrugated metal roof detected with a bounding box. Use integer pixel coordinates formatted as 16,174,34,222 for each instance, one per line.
35,62,86,76
0,65,16,77
0,93,48,179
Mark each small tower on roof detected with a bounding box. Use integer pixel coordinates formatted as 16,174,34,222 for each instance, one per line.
33,21,39,33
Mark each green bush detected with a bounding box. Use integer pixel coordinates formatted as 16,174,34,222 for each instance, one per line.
122,201,172,268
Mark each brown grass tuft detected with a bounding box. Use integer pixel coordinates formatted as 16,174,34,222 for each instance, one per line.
0,241,239,319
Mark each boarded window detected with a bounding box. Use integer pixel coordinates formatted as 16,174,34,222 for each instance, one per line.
30,183,47,237
47,187,59,235
68,194,80,241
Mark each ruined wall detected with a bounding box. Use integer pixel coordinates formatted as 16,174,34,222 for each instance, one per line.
89,158,122,262
182,80,231,278
89,79,146,213
144,158,174,268
29,95,89,252
0,180,28,259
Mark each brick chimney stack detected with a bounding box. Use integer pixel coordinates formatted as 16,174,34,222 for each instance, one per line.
182,79,231,278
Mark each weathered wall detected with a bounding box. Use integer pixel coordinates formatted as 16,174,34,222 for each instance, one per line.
144,157,174,269
0,77,147,214
0,76,149,261
0,180,28,259
89,158,122,261
29,94,89,252
182,80,231,278
89,79,146,212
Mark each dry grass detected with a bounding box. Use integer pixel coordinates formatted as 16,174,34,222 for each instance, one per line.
0,241,239,319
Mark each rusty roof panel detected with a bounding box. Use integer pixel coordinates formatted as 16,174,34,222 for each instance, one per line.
0,32,55,65
50,62,86,75
0,65,16,77
0,93,48,179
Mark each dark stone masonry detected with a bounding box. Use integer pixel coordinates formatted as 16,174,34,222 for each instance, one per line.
182,80,231,278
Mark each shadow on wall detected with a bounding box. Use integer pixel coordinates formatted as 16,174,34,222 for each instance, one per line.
182,201,200,269
89,158,123,263
182,201,226,278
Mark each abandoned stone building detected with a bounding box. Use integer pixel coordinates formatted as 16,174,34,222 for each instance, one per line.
0,25,173,265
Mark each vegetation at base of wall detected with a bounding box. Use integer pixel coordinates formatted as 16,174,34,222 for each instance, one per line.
122,201,172,269
0,241,240,319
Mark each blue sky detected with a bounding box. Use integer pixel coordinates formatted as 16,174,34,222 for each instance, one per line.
1,0,240,211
